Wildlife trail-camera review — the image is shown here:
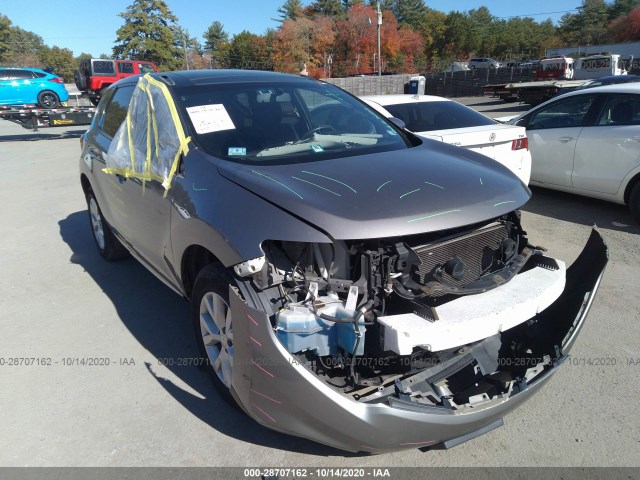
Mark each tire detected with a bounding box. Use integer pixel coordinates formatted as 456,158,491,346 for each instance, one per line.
629,182,640,224
74,69,87,91
191,263,241,406
86,189,130,261
37,90,59,108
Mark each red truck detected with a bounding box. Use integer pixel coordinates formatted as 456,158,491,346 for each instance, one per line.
74,58,158,105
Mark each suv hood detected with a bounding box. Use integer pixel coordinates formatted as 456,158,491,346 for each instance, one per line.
217,142,530,239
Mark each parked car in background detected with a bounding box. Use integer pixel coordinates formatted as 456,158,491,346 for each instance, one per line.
79,70,607,452
469,58,502,70
74,58,158,105
0,67,69,108
507,83,640,222
361,94,532,184
443,62,470,72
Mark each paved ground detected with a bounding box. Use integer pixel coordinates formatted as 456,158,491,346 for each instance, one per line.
1,98,639,468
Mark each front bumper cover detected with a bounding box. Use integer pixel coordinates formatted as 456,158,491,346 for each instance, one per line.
227,228,608,453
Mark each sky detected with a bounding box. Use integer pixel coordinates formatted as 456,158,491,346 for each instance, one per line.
0,0,583,57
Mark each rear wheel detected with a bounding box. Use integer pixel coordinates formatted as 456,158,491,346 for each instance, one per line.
37,90,59,108
629,182,640,224
86,189,129,261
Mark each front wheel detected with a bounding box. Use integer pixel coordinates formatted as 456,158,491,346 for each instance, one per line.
86,189,129,261
37,90,60,108
192,264,239,406
629,182,640,224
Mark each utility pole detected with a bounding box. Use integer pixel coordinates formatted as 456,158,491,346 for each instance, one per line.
377,1,382,76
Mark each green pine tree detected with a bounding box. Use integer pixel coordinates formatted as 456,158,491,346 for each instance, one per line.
112,0,183,71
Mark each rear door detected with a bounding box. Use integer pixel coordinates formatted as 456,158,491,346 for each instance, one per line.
524,94,599,187
572,94,640,194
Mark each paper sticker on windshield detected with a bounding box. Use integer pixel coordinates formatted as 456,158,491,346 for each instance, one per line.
186,104,235,134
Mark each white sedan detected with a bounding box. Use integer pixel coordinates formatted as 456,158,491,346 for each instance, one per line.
361,94,532,184
506,83,640,222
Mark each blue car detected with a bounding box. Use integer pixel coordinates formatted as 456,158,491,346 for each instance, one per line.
0,67,70,108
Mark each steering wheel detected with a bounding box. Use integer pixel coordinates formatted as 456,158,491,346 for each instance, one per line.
299,125,338,141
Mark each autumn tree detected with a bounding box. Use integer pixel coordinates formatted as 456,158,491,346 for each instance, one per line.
113,0,183,70
274,16,336,75
608,0,640,19
607,7,640,41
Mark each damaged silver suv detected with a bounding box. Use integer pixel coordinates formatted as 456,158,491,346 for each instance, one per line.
79,70,607,453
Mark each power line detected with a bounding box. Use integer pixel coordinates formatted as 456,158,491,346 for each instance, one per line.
494,9,579,19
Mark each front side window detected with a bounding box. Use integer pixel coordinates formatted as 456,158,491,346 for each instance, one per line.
175,80,412,163
528,95,596,130
101,85,135,137
138,64,155,74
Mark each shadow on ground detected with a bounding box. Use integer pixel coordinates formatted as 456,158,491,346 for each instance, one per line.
524,186,640,234
59,210,363,458
0,129,86,142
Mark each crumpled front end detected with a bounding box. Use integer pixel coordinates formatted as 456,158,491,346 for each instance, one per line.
226,223,607,452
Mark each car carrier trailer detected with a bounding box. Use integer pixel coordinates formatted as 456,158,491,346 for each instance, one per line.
0,105,96,131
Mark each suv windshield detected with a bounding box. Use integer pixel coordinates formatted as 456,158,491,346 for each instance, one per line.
174,81,411,163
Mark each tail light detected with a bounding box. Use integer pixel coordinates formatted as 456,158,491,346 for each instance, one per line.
511,137,529,151
48,77,63,84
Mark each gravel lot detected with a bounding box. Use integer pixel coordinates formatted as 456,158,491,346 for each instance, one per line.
1,97,639,468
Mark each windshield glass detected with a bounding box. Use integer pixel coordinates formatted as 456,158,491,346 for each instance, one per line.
382,100,496,132
174,81,411,163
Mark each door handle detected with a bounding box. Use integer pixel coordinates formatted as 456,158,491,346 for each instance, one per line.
558,136,574,142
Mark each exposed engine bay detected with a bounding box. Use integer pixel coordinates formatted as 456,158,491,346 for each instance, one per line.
233,211,590,412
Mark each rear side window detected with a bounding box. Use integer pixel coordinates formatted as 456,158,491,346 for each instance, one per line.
33,71,47,78
118,62,134,74
92,60,116,76
383,101,495,132
3,70,34,80
101,85,135,137
596,95,640,126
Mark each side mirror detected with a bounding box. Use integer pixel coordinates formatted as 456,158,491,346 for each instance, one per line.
389,117,406,130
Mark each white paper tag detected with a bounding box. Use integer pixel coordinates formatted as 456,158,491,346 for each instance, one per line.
186,104,235,134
